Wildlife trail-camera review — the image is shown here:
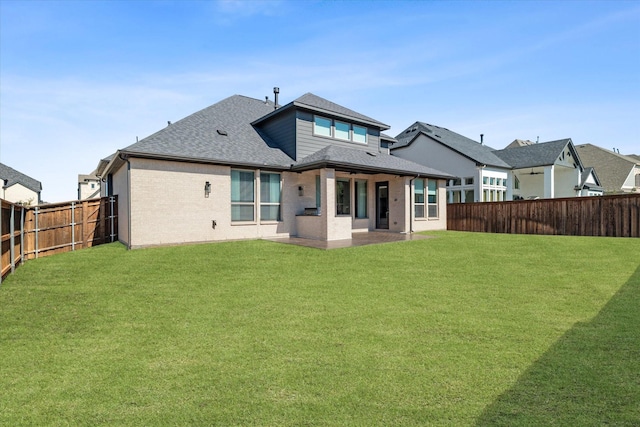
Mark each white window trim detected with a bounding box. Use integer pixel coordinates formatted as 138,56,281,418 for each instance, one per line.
312,115,368,145
231,168,257,224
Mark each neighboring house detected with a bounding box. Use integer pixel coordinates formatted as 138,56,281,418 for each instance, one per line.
0,162,42,205
574,144,640,193
391,122,513,203
391,124,602,201
96,92,451,249
493,138,603,199
77,170,101,200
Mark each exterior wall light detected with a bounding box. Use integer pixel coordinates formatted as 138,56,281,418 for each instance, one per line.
205,181,211,198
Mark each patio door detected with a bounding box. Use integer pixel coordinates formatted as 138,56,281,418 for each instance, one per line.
376,182,389,229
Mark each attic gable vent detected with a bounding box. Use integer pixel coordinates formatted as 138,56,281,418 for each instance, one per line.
217,129,228,136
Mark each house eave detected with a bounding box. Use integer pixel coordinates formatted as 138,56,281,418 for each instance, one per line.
117,150,291,171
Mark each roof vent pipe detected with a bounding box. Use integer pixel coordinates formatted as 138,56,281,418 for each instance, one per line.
273,87,279,110
480,134,484,145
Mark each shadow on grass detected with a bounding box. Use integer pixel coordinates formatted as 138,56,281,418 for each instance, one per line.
476,264,640,426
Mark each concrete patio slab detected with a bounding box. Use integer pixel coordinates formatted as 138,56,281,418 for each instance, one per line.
264,232,433,250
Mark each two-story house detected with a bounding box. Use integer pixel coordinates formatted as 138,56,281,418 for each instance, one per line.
391,122,512,203
391,122,602,202
0,162,42,205
96,91,450,249
77,170,101,200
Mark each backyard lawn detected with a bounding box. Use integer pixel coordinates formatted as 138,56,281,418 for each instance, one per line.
1,231,638,426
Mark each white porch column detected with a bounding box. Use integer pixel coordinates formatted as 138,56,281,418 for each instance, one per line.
544,165,555,198
321,168,335,240
506,172,513,201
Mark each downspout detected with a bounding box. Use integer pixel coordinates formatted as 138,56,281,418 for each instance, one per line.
127,157,132,250
119,153,133,250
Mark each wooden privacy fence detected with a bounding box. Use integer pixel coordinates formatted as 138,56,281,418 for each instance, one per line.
447,193,640,237
1,196,118,281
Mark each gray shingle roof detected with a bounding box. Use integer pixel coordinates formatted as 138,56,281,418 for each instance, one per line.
493,139,573,169
293,145,452,178
120,95,295,169
575,143,640,192
0,162,42,193
255,93,390,130
393,122,511,169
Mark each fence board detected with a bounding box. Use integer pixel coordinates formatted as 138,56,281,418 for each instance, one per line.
447,194,640,238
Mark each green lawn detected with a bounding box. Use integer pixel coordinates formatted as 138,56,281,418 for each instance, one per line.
1,231,638,426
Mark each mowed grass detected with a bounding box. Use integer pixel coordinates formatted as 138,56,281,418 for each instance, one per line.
1,231,638,426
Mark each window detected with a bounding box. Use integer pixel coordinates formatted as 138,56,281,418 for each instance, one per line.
428,180,438,217
414,179,425,218
490,177,496,185
90,183,95,189
313,115,368,144
355,180,367,218
635,173,640,187
514,176,520,190
452,178,462,186
231,170,255,221
314,116,332,137
260,172,281,221
465,177,474,185
352,125,367,144
336,179,351,215
483,177,488,185
335,121,350,141
464,190,474,203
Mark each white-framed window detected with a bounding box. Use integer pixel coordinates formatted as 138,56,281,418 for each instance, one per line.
260,172,281,221
415,179,425,218
335,121,350,141
336,179,351,215
231,169,255,221
314,116,332,137
427,179,438,217
355,180,367,218
353,125,367,144
313,115,368,144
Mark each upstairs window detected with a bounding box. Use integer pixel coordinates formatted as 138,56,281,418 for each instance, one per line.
314,116,332,137
313,115,368,144
352,125,367,144
335,121,350,141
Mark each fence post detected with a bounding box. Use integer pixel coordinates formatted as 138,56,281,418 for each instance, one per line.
110,196,115,242
20,205,25,266
35,206,39,259
10,204,15,274
71,201,75,251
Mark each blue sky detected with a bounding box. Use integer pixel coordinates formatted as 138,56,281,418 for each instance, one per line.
1,0,639,203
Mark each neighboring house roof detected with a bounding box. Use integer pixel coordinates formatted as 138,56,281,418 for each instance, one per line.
254,93,390,130
575,143,640,192
119,95,295,169
380,133,397,144
393,122,511,169
505,139,536,149
0,162,42,193
579,167,603,191
493,139,576,169
292,145,451,178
